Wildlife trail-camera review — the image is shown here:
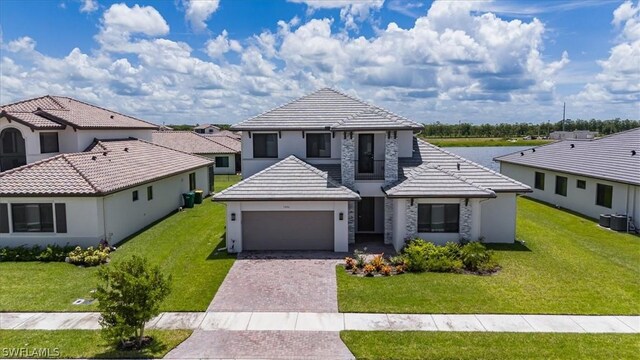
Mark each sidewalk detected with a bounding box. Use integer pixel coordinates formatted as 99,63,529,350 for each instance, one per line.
1,312,638,333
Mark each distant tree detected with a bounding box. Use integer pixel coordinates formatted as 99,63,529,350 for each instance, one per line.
96,256,171,350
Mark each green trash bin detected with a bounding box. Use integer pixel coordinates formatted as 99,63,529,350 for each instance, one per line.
194,190,204,204
182,192,195,208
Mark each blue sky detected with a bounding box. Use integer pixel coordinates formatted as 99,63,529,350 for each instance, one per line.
1,0,638,124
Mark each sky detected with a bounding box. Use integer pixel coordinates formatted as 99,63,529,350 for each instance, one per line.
0,0,639,125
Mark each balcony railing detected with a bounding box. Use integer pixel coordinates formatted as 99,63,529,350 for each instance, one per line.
354,160,385,180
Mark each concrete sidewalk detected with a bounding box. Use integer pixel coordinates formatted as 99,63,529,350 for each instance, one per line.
1,312,638,333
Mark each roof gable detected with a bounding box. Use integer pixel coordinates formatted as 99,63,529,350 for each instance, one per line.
232,88,423,131
213,155,360,201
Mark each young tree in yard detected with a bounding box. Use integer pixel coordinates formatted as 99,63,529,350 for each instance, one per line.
95,255,171,349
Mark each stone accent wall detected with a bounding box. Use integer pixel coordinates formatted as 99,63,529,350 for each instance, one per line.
406,200,418,240
384,198,394,244
341,135,355,188
384,135,398,186
348,201,355,243
459,199,472,240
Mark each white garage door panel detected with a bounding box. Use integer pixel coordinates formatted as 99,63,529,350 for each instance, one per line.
242,211,334,250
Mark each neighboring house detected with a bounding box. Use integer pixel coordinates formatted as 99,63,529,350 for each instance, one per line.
0,139,213,247
495,128,640,229
214,89,530,253
202,132,242,173
151,131,239,174
194,124,220,134
158,124,174,131
0,95,158,172
549,130,597,140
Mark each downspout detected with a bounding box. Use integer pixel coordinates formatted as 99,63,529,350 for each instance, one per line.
626,184,630,233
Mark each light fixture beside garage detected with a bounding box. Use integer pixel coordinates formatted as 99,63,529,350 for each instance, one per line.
339,212,344,220
231,213,236,221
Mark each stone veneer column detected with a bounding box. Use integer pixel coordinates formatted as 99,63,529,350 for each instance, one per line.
341,134,355,188
384,135,398,185
459,199,472,241
384,134,398,244
348,202,355,244
406,200,418,240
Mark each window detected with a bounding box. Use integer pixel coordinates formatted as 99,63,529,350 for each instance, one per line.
534,172,545,190
596,184,613,208
417,204,459,233
0,204,9,233
215,156,229,168
132,190,139,202
147,186,153,200
11,204,54,232
306,133,331,158
555,176,567,196
577,179,586,189
39,132,59,153
208,165,215,192
189,172,196,190
55,203,67,233
253,133,278,158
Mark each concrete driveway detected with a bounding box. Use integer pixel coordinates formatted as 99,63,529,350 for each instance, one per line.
207,251,344,313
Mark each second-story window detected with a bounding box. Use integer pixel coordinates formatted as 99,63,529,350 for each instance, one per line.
253,133,278,158
39,132,59,153
306,133,331,158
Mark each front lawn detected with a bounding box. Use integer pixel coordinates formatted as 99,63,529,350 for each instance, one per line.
0,175,237,312
340,331,640,360
0,330,190,358
338,197,640,314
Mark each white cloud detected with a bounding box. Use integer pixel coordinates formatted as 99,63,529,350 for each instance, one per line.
80,0,98,13
101,3,169,37
288,0,384,30
573,1,640,107
183,0,220,32
6,36,37,52
205,30,242,59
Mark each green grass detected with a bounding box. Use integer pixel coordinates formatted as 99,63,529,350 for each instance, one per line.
421,136,553,147
340,331,640,360
338,197,640,314
214,174,241,192
0,330,190,358
0,175,238,312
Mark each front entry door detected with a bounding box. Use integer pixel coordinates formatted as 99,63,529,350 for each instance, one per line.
357,197,375,232
358,134,374,173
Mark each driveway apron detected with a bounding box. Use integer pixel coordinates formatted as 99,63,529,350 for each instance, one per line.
208,251,344,313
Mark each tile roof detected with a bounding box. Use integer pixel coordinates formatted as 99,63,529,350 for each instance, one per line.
389,138,531,196
495,127,640,185
151,131,238,154
385,164,496,198
232,88,423,131
194,123,220,130
213,156,360,201
0,139,212,196
1,95,158,130
204,130,242,140
205,135,241,152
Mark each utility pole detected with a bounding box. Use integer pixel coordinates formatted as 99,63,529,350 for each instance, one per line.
562,102,566,131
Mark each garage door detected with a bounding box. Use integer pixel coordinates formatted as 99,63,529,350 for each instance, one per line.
242,211,334,251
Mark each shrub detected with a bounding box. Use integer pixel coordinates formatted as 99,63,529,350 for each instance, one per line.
388,255,405,266
67,246,110,267
363,264,376,276
380,265,392,276
344,257,356,270
426,256,463,273
370,253,385,271
395,264,406,274
460,242,497,272
353,249,367,268
402,239,430,272
0,244,75,262
96,255,171,350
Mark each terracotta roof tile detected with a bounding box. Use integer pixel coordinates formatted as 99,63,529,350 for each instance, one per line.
151,131,238,154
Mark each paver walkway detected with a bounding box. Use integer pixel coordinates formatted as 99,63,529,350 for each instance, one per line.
2,312,638,333
208,252,343,312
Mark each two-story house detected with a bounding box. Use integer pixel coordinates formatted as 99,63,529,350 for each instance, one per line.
0,96,214,248
0,95,158,171
213,89,531,253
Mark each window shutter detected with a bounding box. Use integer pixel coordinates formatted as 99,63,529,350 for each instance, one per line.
55,203,67,233
0,204,8,233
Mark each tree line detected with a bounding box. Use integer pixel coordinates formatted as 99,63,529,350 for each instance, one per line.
420,118,640,138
